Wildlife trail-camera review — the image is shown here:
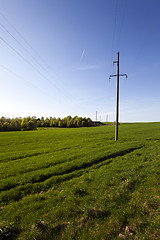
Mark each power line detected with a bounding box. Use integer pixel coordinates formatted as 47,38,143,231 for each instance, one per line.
116,0,127,51
0,22,48,73
0,11,47,65
0,35,72,100
0,11,74,100
111,0,119,64
0,33,73,102
127,12,160,75
0,63,56,100
0,35,49,80
111,0,127,64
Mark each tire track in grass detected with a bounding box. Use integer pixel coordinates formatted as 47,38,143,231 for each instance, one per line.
1,145,97,180
0,145,142,190
1,141,114,180
0,145,81,164
0,146,143,205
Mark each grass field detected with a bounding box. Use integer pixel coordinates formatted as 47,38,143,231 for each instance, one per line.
0,123,160,239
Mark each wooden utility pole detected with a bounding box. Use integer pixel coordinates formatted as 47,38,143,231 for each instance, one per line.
115,52,119,141
109,52,127,141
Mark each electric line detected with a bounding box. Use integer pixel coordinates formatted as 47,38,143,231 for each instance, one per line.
0,33,73,101
127,12,160,75
0,11,45,63
111,0,119,64
0,35,49,80
0,35,72,100
0,63,56,100
0,21,70,97
116,0,127,51
110,0,127,65
0,12,73,98
0,22,49,74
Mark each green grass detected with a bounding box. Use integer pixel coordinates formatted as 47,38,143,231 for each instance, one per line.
0,123,160,239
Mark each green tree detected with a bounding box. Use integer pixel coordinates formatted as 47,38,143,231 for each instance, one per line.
21,117,37,131
44,118,50,127
40,117,45,127
10,118,21,131
21,118,28,130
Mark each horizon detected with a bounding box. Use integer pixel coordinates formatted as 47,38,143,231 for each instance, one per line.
0,115,159,124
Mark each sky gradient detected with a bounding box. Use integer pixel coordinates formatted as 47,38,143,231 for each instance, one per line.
0,0,160,122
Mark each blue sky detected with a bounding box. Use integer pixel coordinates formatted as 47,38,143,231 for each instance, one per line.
0,0,160,122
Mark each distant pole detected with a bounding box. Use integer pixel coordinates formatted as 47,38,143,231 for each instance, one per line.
106,114,108,122
109,52,127,141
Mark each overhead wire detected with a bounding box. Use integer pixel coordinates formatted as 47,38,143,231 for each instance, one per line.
109,0,128,103
0,11,74,101
0,35,52,81
109,0,127,77
0,34,73,101
2,10,75,100
0,11,51,69
0,63,56,100
127,12,160,75
0,22,48,74
111,0,119,66
109,0,119,88
111,0,127,59
116,0,127,51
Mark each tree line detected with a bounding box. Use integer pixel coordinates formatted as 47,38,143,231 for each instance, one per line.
0,116,97,131
0,116,37,131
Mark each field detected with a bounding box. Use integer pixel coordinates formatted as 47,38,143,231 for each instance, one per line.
0,123,160,239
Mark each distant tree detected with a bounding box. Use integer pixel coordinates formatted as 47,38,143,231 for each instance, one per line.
0,117,5,124
67,119,72,128
58,120,63,127
50,117,56,127
28,118,37,130
73,116,78,127
81,120,86,127
44,118,50,127
77,117,82,127
21,117,37,131
10,118,21,131
0,117,22,131
40,117,45,127
54,118,58,127
21,118,28,130
36,118,41,127
3,122,10,131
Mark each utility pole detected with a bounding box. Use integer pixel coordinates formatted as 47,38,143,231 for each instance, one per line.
109,52,127,141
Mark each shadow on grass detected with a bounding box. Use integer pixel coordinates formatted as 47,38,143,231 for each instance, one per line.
53,146,143,176
30,220,68,240
0,223,20,240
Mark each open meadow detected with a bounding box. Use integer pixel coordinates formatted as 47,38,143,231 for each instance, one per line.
0,123,160,239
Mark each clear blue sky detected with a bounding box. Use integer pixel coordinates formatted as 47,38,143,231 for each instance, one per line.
0,0,160,122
